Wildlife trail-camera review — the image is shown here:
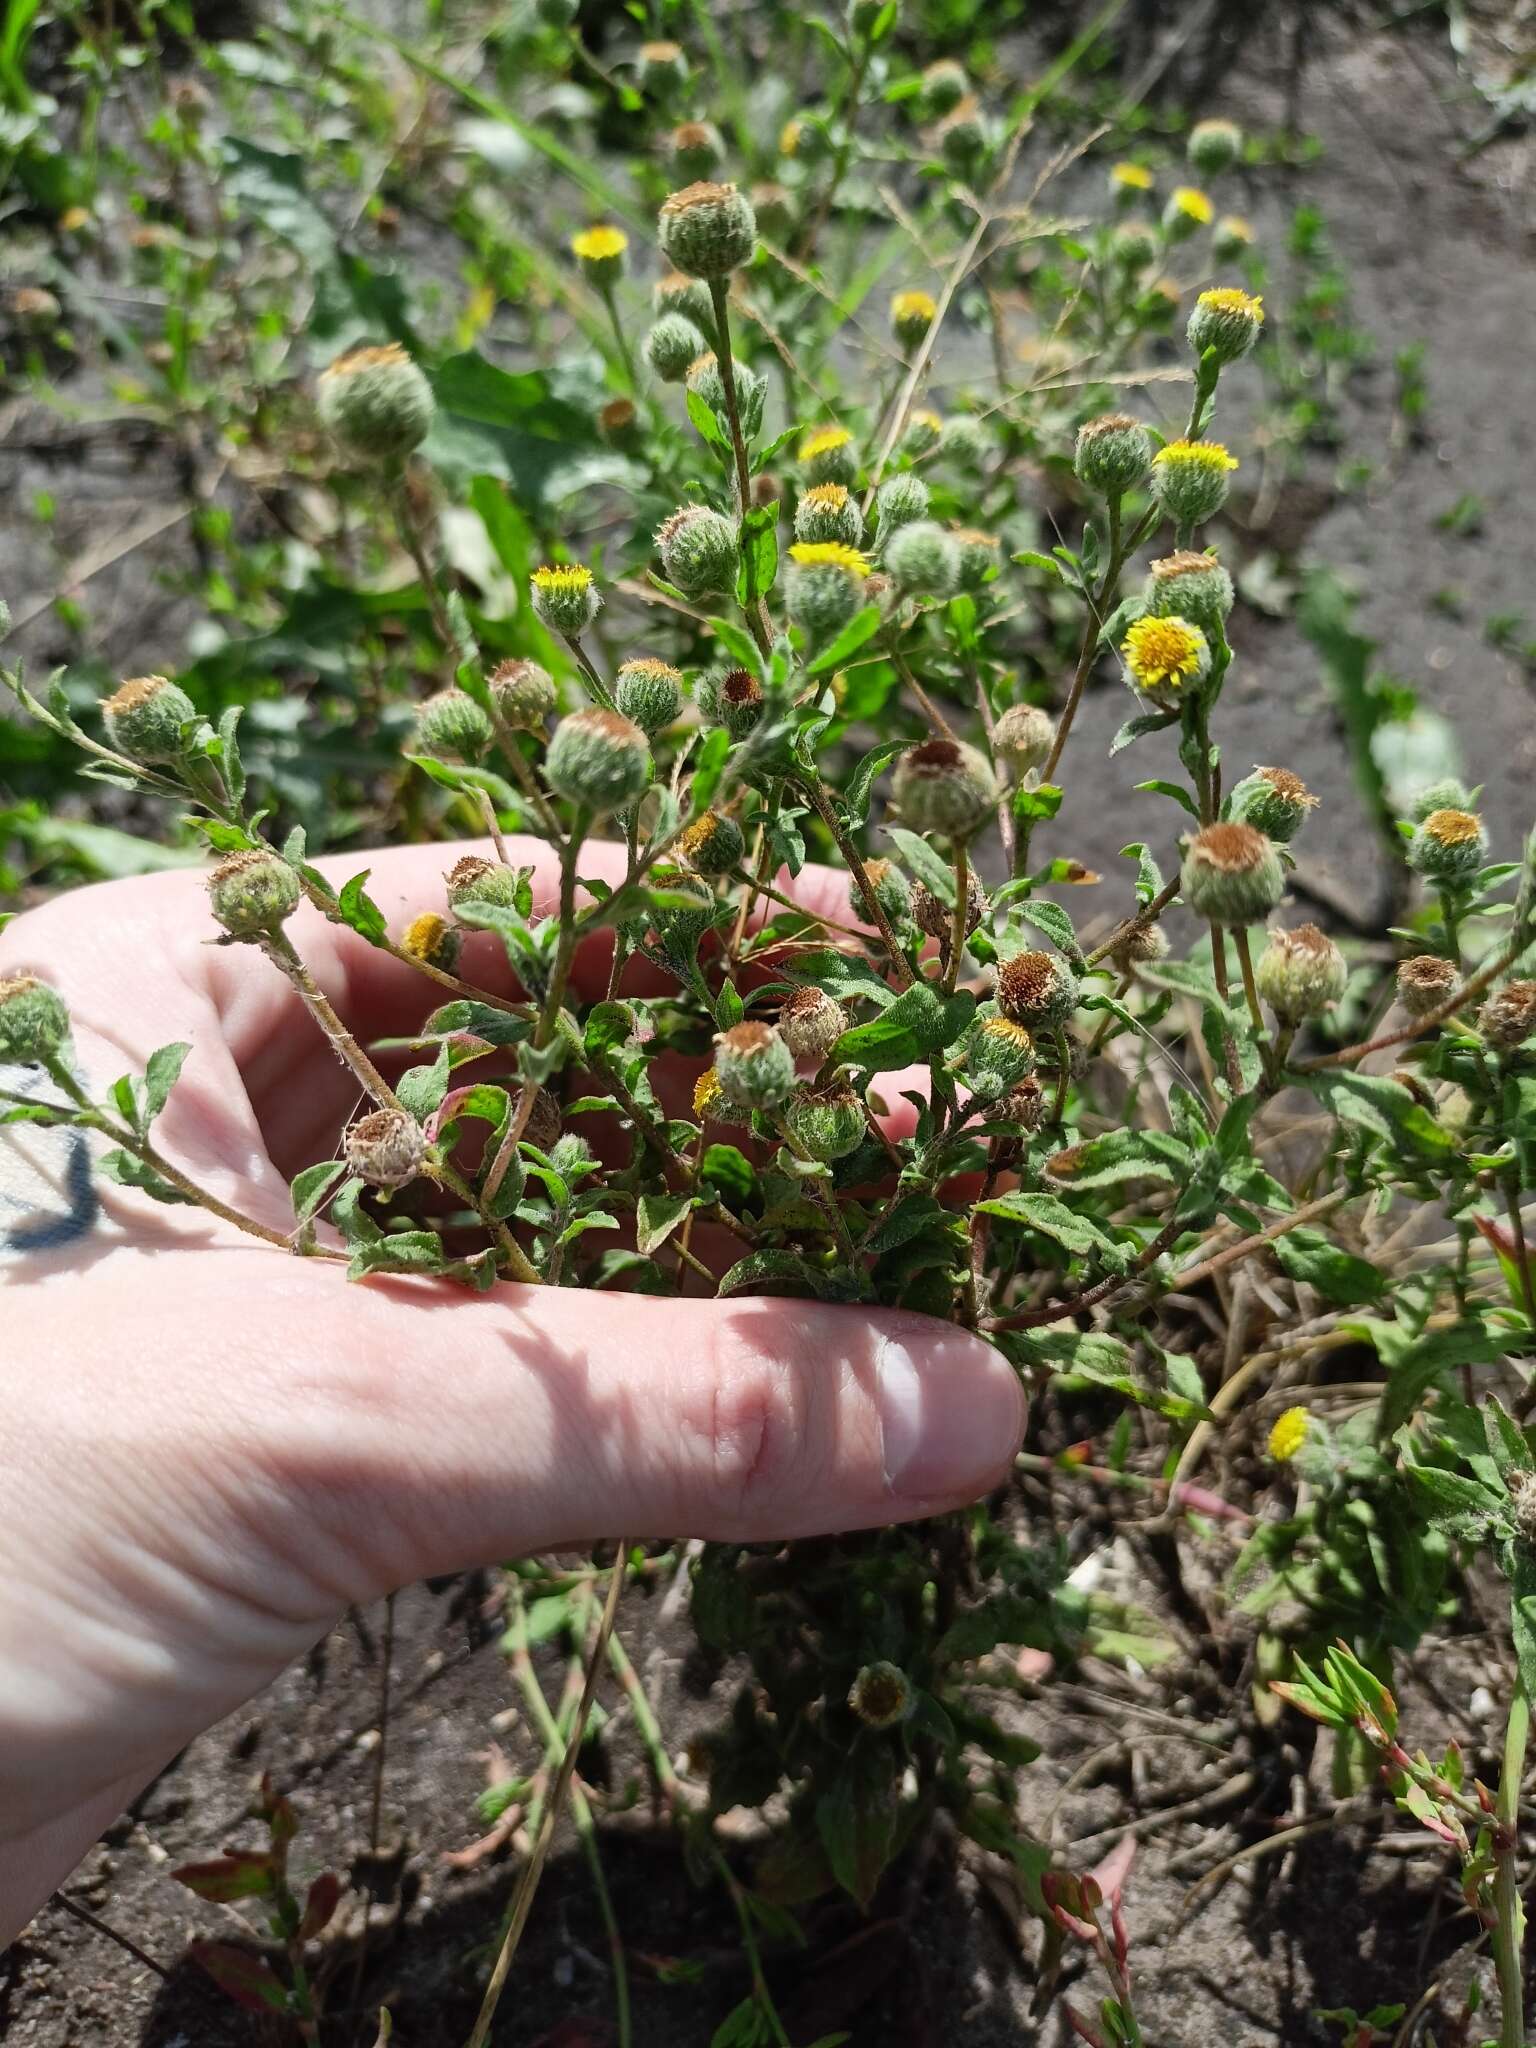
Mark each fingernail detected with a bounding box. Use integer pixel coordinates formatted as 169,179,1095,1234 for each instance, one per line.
876,1328,1024,1502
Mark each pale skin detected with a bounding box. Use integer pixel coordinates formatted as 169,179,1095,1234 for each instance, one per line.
0,837,1023,1944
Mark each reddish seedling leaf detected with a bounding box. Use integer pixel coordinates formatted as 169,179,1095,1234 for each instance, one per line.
189,1941,291,2015
298,1870,343,1940
1086,1830,1136,1910
171,1851,276,1902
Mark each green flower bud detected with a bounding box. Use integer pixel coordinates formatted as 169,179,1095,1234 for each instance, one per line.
953,527,1001,591
645,870,718,971
875,470,930,541
1410,778,1474,823
937,97,987,172
614,658,685,737
1187,117,1242,177
545,708,652,814
890,288,936,352
1407,808,1487,883
678,807,746,878
1149,439,1238,526
1107,919,1170,975
1112,220,1159,268
918,59,967,119
668,120,724,183
1163,185,1214,240
343,1106,427,1192
1255,923,1347,1025
207,848,303,938
531,562,602,636
317,342,435,463
653,270,715,331
697,666,765,740
885,519,960,598
749,179,793,239
1187,287,1264,364
636,39,689,92
902,409,942,457
101,673,196,764
1074,412,1154,496
783,1082,866,1162
996,950,1079,1030
1480,981,1536,1051
1398,954,1459,1017
855,857,912,927
655,505,739,599
0,974,70,1063
785,541,869,646
892,737,998,840
657,181,756,279
445,854,523,923
937,412,987,467
714,1019,796,1112
1211,214,1255,263
489,658,557,730
1180,823,1285,925
795,482,864,548
413,687,493,763
684,350,765,431
962,1010,1037,1094
1227,765,1318,844
570,223,628,289
778,983,849,1061
644,313,706,383
1142,549,1234,636
991,703,1055,779
798,425,859,487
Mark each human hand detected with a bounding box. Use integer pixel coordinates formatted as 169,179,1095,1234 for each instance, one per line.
0,839,1022,1940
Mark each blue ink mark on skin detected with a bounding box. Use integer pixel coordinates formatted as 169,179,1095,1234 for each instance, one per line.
0,1063,100,1255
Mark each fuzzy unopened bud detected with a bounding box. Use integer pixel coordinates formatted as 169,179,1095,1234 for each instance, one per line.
545,708,652,814
344,1107,427,1192
317,343,435,462
678,808,746,878
996,950,1079,1031
490,658,556,730
636,39,688,91
902,409,942,458
645,312,707,383
714,1020,796,1112
784,1082,866,1162
102,674,196,764
796,482,864,549
1142,550,1234,636
1150,439,1238,526
1108,920,1170,975
778,984,849,1061
657,181,756,279
531,562,601,636
1410,778,1473,823
446,855,523,923
668,120,724,183
1255,924,1347,1025
653,270,714,329
937,413,987,467
785,541,869,646
1074,413,1154,496
1187,118,1242,177
855,858,912,926
414,688,493,763
655,505,739,599
1187,287,1263,364
207,849,302,938
875,470,930,541
1228,765,1318,844
0,974,70,1063
991,703,1055,779
798,425,858,488
885,519,960,598
1397,954,1459,1018
953,528,1001,591
962,1011,1037,1093
1180,823,1284,925
892,737,998,839
614,658,684,738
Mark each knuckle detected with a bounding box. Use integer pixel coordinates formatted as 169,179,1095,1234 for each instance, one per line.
688,1314,821,1531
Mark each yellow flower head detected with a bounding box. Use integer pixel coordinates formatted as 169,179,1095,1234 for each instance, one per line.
798,425,854,463
891,289,938,327
1112,161,1154,190
1268,1407,1309,1463
693,1068,724,1120
910,408,942,435
788,541,868,576
403,911,455,967
1197,286,1264,324
532,563,595,594
803,482,850,509
572,224,628,264
1154,437,1239,474
1424,808,1483,847
1216,214,1254,245
779,118,802,157
1122,614,1208,694
1171,186,1214,224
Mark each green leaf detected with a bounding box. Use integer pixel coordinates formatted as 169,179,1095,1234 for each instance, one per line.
291,1159,347,1226
816,1749,898,1909
141,1042,191,1127
1007,899,1083,968
335,870,389,945
1010,783,1062,823
396,1043,451,1120
1134,777,1199,818
699,1144,756,1205
98,1149,197,1205
706,616,765,679
1272,1227,1384,1304
845,739,906,826
832,982,974,1073
1303,1069,1455,1158
348,1230,448,1280
882,825,955,901
1110,708,1179,757
1030,1328,1213,1424
716,1249,836,1299
637,1191,695,1255
806,604,885,677
686,386,728,448
974,1190,1131,1273
689,726,733,817
1121,841,1166,906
